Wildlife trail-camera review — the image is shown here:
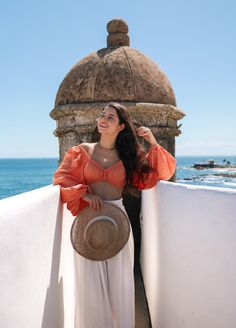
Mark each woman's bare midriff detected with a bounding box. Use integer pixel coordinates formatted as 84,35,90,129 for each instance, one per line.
89,181,123,200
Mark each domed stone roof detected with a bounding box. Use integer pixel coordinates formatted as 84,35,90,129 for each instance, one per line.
55,19,176,107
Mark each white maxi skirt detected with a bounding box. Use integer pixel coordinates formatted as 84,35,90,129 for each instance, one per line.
73,198,135,328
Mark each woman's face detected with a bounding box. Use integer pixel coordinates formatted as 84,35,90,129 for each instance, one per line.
97,107,125,135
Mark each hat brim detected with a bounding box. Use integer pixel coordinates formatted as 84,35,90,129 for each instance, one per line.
70,203,130,261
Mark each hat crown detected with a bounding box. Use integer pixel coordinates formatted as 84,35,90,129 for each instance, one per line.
84,215,118,250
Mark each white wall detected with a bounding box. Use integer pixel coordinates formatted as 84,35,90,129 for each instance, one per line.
0,186,75,328
1,182,236,328
141,181,236,328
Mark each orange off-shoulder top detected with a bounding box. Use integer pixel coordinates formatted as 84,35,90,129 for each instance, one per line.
53,144,176,216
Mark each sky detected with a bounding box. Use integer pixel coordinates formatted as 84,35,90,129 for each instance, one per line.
1,0,235,158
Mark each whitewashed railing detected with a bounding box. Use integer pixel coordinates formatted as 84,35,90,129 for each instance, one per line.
141,181,236,328
1,182,236,328
0,185,75,328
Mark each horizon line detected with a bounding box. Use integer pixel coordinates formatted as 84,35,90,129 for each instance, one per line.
1,154,236,159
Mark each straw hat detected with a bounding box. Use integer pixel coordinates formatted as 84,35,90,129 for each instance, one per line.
70,203,130,261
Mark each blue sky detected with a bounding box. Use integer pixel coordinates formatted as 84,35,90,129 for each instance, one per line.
1,0,235,157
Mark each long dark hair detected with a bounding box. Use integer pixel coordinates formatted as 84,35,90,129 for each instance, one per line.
103,102,153,194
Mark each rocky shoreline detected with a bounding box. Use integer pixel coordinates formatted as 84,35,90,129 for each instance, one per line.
181,172,236,182
192,158,236,170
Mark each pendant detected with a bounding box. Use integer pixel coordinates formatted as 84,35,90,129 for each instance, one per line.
104,158,108,162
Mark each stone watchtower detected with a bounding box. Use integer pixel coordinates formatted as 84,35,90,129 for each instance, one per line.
50,18,185,268
50,18,185,163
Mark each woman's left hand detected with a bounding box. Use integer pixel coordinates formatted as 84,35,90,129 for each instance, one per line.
136,126,157,145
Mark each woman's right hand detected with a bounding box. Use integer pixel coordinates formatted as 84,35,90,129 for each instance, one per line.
82,193,104,212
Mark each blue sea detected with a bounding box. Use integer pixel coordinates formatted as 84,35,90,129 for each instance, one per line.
0,156,236,200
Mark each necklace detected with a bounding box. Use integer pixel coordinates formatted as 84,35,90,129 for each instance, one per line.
97,142,116,162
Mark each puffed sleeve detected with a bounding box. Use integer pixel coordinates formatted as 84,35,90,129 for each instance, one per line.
53,146,90,216
133,143,177,190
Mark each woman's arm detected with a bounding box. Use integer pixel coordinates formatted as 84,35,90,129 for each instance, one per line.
53,146,90,216
134,127,177,190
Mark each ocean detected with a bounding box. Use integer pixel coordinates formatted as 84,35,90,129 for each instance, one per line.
0,155,236,200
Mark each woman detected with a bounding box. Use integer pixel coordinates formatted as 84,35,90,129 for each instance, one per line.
53,102,176,328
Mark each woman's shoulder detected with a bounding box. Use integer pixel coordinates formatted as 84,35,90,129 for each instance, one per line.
78,142,96,156
62,143,94,169
64,143,90,159
65,142,98,161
